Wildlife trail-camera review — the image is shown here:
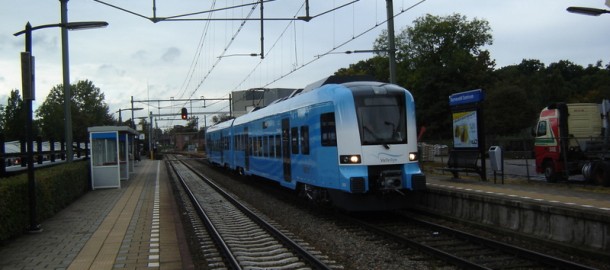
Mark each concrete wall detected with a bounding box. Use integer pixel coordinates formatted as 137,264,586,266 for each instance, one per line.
409,188,610,254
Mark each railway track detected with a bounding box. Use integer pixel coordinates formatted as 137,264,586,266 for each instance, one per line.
166,155,337,270
174,153,602,269
343,211,597,270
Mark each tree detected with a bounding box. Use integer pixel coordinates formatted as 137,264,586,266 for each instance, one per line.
373,14,495,139
485,85,536,136
212,113,234,124
36,80,114,142
0,104,4,135
334,56,389,82
3,90,27,141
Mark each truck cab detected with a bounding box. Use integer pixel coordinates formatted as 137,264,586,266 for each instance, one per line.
533,101,610,186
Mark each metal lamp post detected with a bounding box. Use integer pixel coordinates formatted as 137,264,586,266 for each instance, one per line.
117,108,143,126
14,20,107,232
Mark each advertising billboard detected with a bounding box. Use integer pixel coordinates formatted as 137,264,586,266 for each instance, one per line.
452,110,478,148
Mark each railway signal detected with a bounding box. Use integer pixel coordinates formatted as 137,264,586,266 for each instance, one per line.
181,107,188,120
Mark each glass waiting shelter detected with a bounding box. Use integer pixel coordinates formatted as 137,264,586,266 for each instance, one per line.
88,126,138,189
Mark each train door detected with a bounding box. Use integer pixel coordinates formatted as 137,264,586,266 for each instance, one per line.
244,127,250,171
282,118,291,182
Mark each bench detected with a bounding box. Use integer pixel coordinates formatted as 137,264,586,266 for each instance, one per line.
441,150,483,179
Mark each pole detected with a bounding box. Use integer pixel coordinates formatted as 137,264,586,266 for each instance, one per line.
386,0,397,84
149,111,153,159
60,0,73,162
131,96,135,129
259,0,265,59
23,23,41,232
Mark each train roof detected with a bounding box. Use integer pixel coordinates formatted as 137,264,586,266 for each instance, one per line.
302,75,375,93
208,77,405,130
206,118,234,133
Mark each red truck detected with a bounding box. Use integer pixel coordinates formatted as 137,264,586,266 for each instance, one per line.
533,100,610,186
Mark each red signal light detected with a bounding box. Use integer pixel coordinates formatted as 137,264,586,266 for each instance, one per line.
181,107,188,120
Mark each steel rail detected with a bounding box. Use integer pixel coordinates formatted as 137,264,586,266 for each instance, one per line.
400,213,597,270
167,159,241,270
339,214,490,270
179,159,333,270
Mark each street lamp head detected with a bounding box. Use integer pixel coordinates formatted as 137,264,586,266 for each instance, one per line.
567,6,610,16
65,21,108,31
14,21,108,36
217,53,259,58
117,107,143,113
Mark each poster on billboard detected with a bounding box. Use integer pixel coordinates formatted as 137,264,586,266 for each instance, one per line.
452,110,478,148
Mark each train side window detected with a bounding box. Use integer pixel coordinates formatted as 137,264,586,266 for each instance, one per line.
301,126,309,155
275,135,281,158
321,112,337,146
257,137,262,156
264,136,270,157
269,135,274,157
259,137,267,157
241,134,245,151
291,127,299,154
249,137,253,155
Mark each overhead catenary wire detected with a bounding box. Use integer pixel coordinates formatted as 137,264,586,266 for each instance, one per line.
256,0,427,88
207,0,427,118
176,1,217,101
185,2,259,103
95,1,426,128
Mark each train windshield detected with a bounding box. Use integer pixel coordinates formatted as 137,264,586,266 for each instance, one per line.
354,89,407,146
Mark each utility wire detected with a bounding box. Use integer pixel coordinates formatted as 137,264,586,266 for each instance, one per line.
259,0,426,88
186,2,259,102
176,1,217,101
231,2,306,91
212,0,427,116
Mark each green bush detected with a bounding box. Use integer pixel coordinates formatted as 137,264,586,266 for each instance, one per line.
0,161,89,242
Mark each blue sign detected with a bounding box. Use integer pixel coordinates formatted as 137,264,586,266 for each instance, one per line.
449,89,484,106
91,132,117,139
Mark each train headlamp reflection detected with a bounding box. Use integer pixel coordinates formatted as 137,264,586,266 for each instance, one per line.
340,155,361,164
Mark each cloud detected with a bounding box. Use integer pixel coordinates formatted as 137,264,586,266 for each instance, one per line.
98,64,126,77
131,50,149,62
31,33,59,53
161,47,180,63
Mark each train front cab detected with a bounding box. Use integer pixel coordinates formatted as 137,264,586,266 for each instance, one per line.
326,82,427,211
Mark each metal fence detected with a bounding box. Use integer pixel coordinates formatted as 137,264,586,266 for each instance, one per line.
421,138,545,181
0,138,90,177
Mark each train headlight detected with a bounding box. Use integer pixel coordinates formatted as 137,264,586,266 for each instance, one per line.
409,152,418,161
340,155,361,164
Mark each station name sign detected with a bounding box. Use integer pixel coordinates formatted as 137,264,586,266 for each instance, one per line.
449,89,484,106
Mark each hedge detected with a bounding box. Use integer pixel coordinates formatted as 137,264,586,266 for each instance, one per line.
0,161,89,242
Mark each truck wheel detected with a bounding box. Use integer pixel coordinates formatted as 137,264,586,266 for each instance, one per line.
592,162,610,187
543,161,559,183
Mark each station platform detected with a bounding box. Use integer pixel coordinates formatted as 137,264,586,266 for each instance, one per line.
420,171,610,255
1,157,609,269
0,159,193,269
426,172,610,214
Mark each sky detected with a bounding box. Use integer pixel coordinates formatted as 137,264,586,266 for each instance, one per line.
1,0,609,129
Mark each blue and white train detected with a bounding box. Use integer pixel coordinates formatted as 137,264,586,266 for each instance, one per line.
205,76,426,211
